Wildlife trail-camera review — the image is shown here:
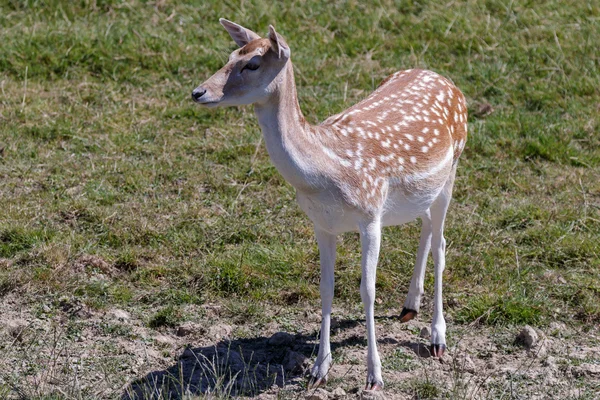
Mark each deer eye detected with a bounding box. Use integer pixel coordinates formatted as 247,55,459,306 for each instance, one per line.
243,61,260,72
241,55,261,73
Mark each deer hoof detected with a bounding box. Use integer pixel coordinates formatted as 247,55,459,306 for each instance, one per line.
399,307,418,322
364,380,384,391
308,376,327,389
430,343,446,358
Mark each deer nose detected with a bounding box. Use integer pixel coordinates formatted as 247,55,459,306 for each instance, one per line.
192,88,207,102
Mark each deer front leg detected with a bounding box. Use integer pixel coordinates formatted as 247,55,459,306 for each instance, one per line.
309,228,337,388
359,217,384,391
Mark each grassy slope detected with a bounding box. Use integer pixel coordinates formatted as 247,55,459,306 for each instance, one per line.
0,0,599,379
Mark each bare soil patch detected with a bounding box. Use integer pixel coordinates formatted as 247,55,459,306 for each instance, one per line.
1,294,599,399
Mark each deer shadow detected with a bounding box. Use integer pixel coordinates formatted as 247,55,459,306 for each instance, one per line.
122,316,428,399
121,331,321,400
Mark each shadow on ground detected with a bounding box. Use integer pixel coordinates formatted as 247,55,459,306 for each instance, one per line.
122,316,427,399
122,331,318,399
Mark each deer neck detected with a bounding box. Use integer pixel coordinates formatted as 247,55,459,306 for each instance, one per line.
254,61,329,191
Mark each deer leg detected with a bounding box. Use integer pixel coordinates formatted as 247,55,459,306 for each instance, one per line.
428,165,456,357
309,228,337,388
400,211,432,322
359,216,384,391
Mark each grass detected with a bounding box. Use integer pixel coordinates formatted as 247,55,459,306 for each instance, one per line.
383,347,418,372
0,0,599,397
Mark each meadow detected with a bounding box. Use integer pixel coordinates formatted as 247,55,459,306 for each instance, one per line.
0,0,599,398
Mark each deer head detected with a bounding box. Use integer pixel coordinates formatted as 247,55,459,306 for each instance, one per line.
192,19,291,107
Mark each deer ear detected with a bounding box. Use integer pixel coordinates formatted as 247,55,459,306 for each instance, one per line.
268,25,291,59
219,18,261,47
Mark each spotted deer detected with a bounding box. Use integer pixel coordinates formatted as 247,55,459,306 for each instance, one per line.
192,19,468,391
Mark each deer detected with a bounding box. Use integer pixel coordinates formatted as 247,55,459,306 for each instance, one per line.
191,19,468,391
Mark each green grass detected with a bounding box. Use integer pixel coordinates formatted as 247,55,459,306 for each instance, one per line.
147,304,183,328
1,0,599,321
384,347,418,372
0,0,599,396
411,378,440,399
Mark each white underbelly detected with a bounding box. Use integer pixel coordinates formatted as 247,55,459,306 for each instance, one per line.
297,191,360,234
380,186,441,227
296,187,437,234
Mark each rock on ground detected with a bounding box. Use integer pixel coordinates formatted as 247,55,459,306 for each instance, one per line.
516,325,538,348
455,354,476,373
4,319,28,340
304,388,329,400
331,387,347,399
107,308,131,321
176,321,204,337
207,323,233,340
360,389,386,399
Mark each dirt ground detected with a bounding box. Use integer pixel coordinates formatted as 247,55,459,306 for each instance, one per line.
1,291,599,399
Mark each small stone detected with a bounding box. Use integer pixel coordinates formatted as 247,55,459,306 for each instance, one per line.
305,388,329,400
331,387,346,399
516,325,538,349
176,322,203,337
5,319,28,341
267,331,294,347
456,354,476,373
108,309,131,321
154,334,176,345
419,327,430,338
283,350,309,373
360,389,386,399
208,324,232,340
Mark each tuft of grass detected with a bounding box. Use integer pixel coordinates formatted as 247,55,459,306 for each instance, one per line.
148,305,183,329
455,291,543,326
383,347,418,372
411,379,440,399
0,228,53,258
114,249,140,272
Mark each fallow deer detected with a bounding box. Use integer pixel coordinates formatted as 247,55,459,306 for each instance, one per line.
192,19,468,391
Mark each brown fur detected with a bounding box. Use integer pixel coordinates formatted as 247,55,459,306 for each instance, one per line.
238,38,272,55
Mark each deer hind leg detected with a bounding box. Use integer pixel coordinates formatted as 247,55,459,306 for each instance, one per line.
309,228,337,388
359,216,384,390
428,164,457,357
400,210,432,322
